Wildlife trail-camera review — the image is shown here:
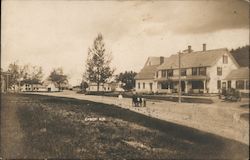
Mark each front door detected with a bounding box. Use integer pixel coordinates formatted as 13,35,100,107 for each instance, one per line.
227,81,231,89
222,82,226,90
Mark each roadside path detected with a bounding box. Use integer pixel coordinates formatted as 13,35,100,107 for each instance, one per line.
1,94,26,158
28,91,249,145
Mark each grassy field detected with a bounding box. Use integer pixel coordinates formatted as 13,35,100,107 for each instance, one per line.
1,94,249,159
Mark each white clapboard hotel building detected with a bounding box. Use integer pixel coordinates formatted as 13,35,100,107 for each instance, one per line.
135,44,249,94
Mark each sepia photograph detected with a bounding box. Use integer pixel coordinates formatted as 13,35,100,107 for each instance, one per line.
1,0,249,159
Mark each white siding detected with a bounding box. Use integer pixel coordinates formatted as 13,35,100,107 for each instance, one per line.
135,80,155,93
207,54,238,93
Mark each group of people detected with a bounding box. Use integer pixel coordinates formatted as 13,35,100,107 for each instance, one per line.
132,94,146,107
117,92,147,107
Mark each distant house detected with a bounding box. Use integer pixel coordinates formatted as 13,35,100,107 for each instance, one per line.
87,82,124,92
21,82,59,92
87,83,112,92
21,84,41,92
135,56,167,93
46,83,59,92
136,44,240,94
224,67,249,93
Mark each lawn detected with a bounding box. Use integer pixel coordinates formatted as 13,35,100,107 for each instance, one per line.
1,94,249,159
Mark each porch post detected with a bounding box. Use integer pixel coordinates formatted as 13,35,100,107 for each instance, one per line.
154,82,158,93
203,80,206,93
168,82,170,93
244,80,247,90
185,81,188,94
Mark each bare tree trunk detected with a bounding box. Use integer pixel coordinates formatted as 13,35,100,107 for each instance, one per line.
97,68,100,92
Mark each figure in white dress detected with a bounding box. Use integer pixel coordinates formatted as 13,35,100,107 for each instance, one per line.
118,93,123,106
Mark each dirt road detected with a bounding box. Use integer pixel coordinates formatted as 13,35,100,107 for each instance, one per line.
30,91,249,145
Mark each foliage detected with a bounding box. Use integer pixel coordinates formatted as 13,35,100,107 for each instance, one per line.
84,33,115,91
80,80,89,91
7,62,43,87
7,62,21,86
116,71,137,91
230,45,249,67
21,65,43,85
48,68,68,90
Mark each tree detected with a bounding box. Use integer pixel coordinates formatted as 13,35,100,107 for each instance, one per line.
21,65,43,85
116,71,137,91
230,45,249,67
48,68,68,91
7,62,21,87
80,80,89,91
85,33,115,91
7,62,44,90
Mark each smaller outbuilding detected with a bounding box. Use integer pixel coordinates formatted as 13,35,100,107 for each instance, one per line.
224,67,249,93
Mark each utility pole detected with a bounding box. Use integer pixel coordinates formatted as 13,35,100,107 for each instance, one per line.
178,51,182,103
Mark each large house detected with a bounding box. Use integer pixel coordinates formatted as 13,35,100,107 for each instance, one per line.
135,56,167,93
135,44,243,94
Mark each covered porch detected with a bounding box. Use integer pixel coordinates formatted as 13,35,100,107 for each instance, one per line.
156,76,209,94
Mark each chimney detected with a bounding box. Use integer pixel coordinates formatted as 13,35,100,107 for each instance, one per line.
203,43,206,51
160,56,164,64
188,45,192,53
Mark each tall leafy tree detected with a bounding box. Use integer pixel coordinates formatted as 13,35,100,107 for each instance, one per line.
85,33,115,91
230,45,249,67
80,80,89,91
7,62,43,90
21,65,43,85
48,68,68,91
7,62,21,87
116,71,137,91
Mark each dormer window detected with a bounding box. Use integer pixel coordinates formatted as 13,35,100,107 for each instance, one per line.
223,55,228,64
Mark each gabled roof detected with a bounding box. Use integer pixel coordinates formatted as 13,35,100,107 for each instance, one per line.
135,65,159,80
157,48,237,70
225,67,249,80
135,57,167,80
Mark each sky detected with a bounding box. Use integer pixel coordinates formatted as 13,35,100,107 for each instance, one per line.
1,0,249,85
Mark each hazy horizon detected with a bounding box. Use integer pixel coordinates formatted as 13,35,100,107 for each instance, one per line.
1,0,249,85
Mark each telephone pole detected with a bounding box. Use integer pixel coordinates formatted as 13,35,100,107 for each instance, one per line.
178,51,182,103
